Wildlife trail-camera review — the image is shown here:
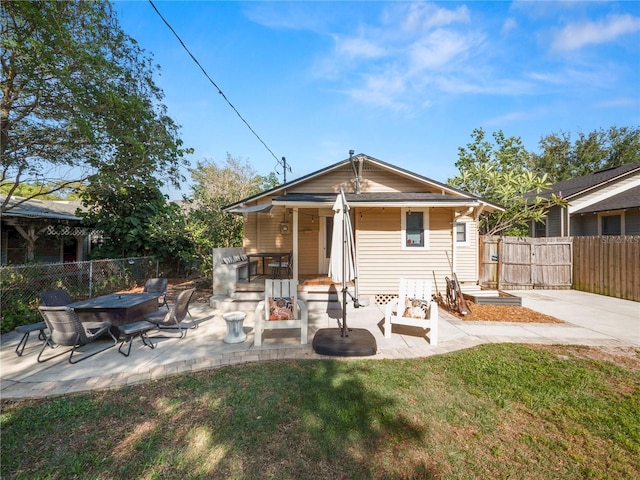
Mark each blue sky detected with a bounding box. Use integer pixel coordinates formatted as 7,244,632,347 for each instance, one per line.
114,1,640,199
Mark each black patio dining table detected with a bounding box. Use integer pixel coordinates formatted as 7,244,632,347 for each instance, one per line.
246,252,288,282
68,292,161,336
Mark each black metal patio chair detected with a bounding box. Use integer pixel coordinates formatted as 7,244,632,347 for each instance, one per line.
143,288,196,338
37,306,117,364
40,289,73,306
143,278,169,310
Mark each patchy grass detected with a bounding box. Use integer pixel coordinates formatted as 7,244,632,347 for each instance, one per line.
2,344,639,479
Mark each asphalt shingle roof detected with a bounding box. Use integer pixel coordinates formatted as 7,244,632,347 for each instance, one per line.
573,185,640,213
1,195,82,221
537,162,640,199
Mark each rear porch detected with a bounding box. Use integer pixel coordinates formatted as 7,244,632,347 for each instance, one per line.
216,274,361,315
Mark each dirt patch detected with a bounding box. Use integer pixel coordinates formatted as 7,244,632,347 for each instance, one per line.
441,300,564,323
530,344,640,372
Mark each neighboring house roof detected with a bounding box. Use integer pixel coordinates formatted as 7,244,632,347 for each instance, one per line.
573,184,640,214
1,195,83,222
534,162,640,200
224,153,503,212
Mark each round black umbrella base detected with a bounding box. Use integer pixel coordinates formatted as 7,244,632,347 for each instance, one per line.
312,328,377,357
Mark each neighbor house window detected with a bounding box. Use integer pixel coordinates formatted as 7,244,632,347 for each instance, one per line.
402,209,429,249
601,214,621,235
534,220,547,238
455,221,469,245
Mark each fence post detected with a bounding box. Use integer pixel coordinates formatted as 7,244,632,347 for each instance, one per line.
497,237,503,291
89,260,93,298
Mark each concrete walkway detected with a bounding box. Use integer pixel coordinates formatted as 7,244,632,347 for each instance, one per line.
1,290,638,400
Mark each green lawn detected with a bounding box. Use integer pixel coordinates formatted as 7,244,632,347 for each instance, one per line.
2,344,639,479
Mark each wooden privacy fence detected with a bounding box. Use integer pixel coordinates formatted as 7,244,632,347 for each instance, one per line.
480,236,572,290
480,235,640,301
573,236,640,302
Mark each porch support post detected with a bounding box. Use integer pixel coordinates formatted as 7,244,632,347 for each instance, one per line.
292,207,299,279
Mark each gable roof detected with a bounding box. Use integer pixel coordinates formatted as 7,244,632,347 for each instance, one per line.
573,184,640,214
224,153,503,212
536,162,640,200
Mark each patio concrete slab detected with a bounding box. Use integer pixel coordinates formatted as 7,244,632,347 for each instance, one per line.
505,289,640,346
1,289,637,399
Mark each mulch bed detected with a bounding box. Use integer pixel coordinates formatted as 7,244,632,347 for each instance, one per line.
442,301,564,323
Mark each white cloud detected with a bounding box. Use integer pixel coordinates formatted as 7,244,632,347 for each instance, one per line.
344,71,410,111
551,14,640,51
402,2,470,31
320,3,485,110
501,18,518,35
596,97,639,109
408,29,478,71
334,35,386,59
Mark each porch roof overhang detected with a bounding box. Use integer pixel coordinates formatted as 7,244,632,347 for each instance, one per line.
225,203,274,214
271,192,493,210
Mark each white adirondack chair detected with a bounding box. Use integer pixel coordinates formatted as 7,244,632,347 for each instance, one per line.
384,279,439,344
254,279,308,346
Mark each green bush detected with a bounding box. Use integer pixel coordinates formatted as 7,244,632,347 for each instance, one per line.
1,299,41,334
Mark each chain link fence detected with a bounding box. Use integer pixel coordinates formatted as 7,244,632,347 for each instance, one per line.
1,257,159,333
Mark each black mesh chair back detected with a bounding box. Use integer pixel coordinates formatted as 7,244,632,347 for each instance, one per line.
143,278,169,309
40,289,73,306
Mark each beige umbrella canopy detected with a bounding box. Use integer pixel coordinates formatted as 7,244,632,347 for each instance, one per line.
327,189,360,337
328,192,356,286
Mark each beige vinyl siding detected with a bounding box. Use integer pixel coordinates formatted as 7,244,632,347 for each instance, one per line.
454,215,477,284
297,209,319,275
244,206,318,275
244,205,292,253
243,211,258,250
359,169,443,193
356,207,455,296
289,165,444,194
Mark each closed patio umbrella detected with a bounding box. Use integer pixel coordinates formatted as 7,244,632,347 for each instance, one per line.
313,187,376,355
328,191,356,288
328,189,357,337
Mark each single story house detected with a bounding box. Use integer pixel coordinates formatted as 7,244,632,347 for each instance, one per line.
0,195,95,265
223,153,502,303
529,162,640,237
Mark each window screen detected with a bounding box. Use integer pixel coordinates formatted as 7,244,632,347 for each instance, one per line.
406,212,424,247
602,215,621,235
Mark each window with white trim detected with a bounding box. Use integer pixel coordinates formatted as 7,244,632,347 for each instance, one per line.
402,208,429,249
455,221,469,245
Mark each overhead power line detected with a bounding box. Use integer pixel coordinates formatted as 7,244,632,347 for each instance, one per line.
148,0,288,176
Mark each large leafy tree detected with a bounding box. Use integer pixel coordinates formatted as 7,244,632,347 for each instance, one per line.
80,170,193,266
1,0,188,213
531,126,640,182
186,155,277,275
449,128,566,236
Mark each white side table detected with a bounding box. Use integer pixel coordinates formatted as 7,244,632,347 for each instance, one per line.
222,311,247,343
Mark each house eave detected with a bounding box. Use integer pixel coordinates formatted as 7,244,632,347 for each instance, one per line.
272,199,484,209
